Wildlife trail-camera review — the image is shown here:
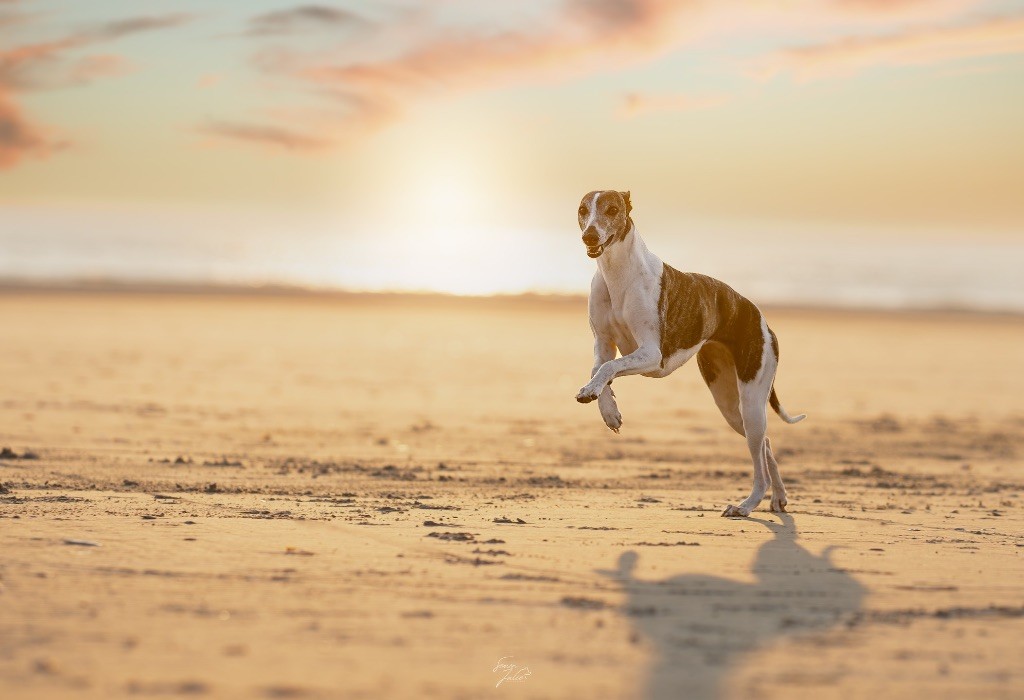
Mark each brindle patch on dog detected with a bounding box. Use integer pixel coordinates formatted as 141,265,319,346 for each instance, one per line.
658,265,766,383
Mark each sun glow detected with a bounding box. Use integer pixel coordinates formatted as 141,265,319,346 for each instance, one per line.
422,174,469,219
372,168,528,295
319,140,595,296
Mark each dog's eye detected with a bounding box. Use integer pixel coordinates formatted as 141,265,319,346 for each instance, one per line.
607,206,619,216
578,206,588,216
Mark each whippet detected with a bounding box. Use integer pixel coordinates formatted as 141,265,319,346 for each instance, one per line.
575,190,805,517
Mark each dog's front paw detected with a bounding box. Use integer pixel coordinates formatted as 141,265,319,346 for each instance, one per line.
575,386,600,403
721,504,751,518
601,407,622,433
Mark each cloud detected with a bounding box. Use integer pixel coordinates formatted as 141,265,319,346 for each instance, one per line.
1,13,193,90
618,91,728,118
0,12,193,168
0,90,51,167
200,0,709,150
283,1,704,129
209,0,1006,152
198,73,222,89
753,13,1024,80
0,38,78,90
84,14,193,42
0,9,32,28
827,0,990,21
243,4,364,37
67,54,131,84
197,119,334,150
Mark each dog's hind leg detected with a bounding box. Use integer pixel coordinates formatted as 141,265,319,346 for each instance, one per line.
701,343,776,516
697,342,744,437
722,323,779,518
722,382,771,517
765,438,788,512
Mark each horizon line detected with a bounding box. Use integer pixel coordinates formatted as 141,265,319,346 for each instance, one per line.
2,277,1021,319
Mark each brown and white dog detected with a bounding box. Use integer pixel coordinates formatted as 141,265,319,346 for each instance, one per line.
575,190,805,517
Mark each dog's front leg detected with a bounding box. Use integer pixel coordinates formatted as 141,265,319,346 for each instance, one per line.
590,336,622,432
577,343,662,404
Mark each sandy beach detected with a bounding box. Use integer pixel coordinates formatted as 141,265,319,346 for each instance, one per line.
1,291,1022,699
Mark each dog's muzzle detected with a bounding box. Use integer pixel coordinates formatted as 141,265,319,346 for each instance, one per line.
585,243,604,258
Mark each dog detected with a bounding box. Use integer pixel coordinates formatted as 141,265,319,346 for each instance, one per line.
575,190,805,517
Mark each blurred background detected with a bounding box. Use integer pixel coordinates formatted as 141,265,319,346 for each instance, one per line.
2,0,1023,310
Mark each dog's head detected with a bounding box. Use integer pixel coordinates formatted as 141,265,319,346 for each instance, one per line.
578,190,632,259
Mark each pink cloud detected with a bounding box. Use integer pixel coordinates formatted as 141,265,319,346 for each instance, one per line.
197,119,333,150
228,0,997,150
197,73,222,89
232,0,708,144
829,0,980,20
0,90,51,167
0,9,32,28
67,54,131,84
0,12,193,168
1,14,191,90
306,0,705,94
753,13,1024,80
618,91,729,119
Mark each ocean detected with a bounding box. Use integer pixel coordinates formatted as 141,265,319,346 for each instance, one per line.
1,207,1021,312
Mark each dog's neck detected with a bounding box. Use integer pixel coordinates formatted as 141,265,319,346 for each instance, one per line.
596,220,660,291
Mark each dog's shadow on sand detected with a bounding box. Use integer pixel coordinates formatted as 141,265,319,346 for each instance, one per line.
599,514,865,700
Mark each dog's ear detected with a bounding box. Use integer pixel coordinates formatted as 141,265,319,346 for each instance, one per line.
621,191,632,216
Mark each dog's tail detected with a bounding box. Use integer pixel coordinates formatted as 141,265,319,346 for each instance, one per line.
769,386,806,424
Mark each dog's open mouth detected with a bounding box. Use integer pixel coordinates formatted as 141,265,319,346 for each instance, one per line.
586,244,604,258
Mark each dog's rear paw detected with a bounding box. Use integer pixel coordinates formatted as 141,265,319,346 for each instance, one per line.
721,504,751,518
575,387,599,403
770,494,788,513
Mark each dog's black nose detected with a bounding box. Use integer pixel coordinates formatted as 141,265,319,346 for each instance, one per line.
582,227,599,246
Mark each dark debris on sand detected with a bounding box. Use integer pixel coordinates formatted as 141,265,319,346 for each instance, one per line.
0,447,39,460
444,555,502,566
632,541,700,547
427,531,476,542
561,596,608,610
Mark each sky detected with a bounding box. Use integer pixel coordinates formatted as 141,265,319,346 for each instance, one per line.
1,0,1023,300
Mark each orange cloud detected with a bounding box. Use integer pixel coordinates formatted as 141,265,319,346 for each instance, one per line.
197,73,222,89
754,13,1024,80
0,9,32,29
0,12,192,168
0,90,50,167
197,119,333,150
829,0,979,19
231,0,992,150
236,0,707,143
1,14,190,90
66,54,131,85
308,0,703,93
618,91,728,118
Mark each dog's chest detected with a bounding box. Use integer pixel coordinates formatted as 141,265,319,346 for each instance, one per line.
605,308,637,354
601,273,657,355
